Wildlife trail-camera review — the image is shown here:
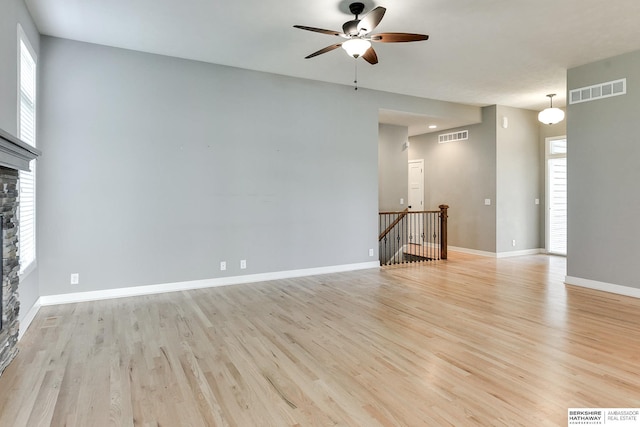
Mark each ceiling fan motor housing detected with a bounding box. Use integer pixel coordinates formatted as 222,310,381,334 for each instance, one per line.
344,2,366,35
349,2,365,16
343,20,360,36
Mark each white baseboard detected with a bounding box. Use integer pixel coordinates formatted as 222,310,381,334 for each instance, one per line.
565,276,640,299
18,298,41,341
39,261,380,307
449,246,543,258
496,248,544,258
448,246,495,257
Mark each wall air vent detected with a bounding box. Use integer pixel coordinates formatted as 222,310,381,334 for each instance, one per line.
569,78,626,104
438,130,468,144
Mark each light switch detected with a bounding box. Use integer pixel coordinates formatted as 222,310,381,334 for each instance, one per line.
535,198,540,205
484,199,491,206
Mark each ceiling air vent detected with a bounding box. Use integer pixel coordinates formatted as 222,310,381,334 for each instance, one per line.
569,78,626,104
439,130,468,144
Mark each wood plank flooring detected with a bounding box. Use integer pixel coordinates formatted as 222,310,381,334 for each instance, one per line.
0,252,639,426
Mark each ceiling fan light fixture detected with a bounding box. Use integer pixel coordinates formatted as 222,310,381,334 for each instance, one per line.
295,4,428,66
538,94,565,125
342,38,371,58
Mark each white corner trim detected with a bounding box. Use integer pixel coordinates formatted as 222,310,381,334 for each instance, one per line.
18,297,41,341
565,276,640,299
38,261,381,307
496,249,544,258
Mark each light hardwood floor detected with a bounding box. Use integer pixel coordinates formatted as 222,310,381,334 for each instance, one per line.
1,252,639,426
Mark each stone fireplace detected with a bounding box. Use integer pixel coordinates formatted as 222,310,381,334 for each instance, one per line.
0,128,40,376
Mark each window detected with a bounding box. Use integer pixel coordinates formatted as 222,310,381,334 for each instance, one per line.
18,25,37,275
550,138,566,155
546,136,567,256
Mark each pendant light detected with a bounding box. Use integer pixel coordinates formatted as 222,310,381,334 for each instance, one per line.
538,94,565,125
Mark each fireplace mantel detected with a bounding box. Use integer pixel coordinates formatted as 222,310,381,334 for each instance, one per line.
0,127,40,171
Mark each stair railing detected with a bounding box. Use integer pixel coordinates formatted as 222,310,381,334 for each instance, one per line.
378,204,448,266
378,208,409,241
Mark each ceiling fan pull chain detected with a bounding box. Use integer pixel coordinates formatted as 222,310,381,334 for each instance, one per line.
354,60,358,90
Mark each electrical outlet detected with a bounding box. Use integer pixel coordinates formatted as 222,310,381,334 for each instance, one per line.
70,273,79,285
240,259,247,269
484,199,491,206
220,261,226,271
369,248,374,257
512,240,516,247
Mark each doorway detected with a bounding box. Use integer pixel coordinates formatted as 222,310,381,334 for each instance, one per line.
546,136,567,255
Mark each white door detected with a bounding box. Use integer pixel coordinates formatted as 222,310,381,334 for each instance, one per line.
546,137,567,255
408,160,424,212
408,160,425,248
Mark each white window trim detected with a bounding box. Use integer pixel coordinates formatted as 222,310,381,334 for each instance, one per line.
17,24,37,278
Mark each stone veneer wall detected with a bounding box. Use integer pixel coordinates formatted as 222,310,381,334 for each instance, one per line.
0,166,19,375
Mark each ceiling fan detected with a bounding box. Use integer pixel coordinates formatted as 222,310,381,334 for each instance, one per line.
294,2,429,65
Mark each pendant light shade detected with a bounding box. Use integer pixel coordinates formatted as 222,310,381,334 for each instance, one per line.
342,38,371,58
538,94,565,125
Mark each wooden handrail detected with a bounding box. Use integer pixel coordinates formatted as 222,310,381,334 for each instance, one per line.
378,210,440,215
378,208,409,241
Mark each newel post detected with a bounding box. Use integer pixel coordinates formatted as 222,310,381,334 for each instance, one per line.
439,204,449,260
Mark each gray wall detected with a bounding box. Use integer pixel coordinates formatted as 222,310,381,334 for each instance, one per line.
0,0,40,322
409,106,497,252
378,124,408,212
37,36,482,297
567,49,640,289
38,37,378,295
496,106,540,252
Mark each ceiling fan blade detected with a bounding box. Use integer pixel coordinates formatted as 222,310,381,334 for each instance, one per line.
357,6,386,34
362,47,378,65
305,43,343,59
371,32,429,43
293,25,345,37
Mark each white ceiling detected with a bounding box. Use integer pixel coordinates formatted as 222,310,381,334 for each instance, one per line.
24,0,640,134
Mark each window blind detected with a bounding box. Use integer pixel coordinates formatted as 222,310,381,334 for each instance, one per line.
548,157,567,255
18,32,37,274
